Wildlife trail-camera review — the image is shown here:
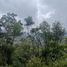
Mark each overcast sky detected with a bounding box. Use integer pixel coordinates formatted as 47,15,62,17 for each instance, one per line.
0,0,67,28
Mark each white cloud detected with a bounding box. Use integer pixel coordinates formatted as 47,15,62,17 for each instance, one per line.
0,13,5,18
44,11,55,19
36,0,55,26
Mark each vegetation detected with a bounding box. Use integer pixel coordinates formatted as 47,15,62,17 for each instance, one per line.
0,13,67,67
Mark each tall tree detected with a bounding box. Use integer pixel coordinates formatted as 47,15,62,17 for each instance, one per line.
40,21,51,45
24,16,34,34
0,13,23,44
25,16,34,26
52,22,65,43
0,13,23,66
40,21,65,65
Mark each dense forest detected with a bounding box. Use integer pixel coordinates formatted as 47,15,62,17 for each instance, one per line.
0,13,67,67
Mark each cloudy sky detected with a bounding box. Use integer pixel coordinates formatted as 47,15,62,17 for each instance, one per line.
0,0,67,28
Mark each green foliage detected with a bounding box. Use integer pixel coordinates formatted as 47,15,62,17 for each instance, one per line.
52,22,65,42
26,56,42,67
0,13,67,67
12,41,32,67
13,20,22,36
25,16,34,26
0,13,22,66
40,21,51,45
41,42,65,64
64,37,67,44
40,21,50,33
0,44,14,66
0,13,23,44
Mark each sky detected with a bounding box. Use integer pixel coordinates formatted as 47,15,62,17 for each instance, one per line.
0,0,67,29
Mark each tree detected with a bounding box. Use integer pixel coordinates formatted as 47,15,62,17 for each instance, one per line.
12,40,32,67
0,13,23,44
0,13,23,66
30,27,43,56
40,21,51,45
52,22,65,43
24,16,34,34
25,16,34,26
39,21,65,65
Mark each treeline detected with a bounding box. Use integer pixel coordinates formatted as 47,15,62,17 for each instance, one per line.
0,13,67,67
